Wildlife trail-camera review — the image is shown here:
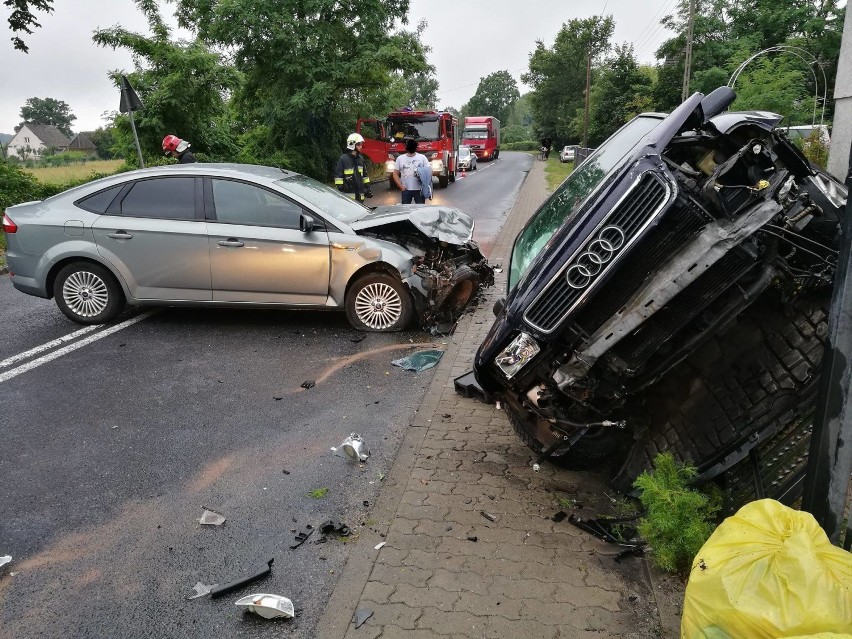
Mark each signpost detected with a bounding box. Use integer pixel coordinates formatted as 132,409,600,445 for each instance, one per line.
119,75,144,168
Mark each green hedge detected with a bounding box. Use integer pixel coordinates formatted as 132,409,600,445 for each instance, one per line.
502,141,540,151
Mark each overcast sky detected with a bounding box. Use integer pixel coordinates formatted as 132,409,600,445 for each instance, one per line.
0,0,676,135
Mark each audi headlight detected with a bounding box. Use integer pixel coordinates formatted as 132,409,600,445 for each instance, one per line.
495,332,540,378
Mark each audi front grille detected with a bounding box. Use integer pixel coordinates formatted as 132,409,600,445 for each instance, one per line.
524,172,673,334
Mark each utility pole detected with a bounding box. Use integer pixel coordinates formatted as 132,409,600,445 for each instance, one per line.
681,0,696,101
582,50,592,149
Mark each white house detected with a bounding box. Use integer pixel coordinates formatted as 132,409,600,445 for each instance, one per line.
7,123,71,160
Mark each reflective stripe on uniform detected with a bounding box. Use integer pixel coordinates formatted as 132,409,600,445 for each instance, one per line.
334,178,344,185
343,168,354,175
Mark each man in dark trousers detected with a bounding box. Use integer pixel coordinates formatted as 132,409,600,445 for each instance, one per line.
334,133,373,202
162,135,197,163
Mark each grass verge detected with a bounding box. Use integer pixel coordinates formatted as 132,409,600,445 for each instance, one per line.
22,159,125,184
544,157,574,191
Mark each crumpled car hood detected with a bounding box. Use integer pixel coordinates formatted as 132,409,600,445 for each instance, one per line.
350,205,474,245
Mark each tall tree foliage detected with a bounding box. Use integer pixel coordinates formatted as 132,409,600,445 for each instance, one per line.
586,45,653,145
4,0,52,52
17,96,76,136
462,70,520,125
397,20,439,110
174,0,427,178
654,0,844,123
522,16,614,145
93,0,241,165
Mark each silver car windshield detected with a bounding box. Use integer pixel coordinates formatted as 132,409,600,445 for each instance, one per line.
275,174,370,223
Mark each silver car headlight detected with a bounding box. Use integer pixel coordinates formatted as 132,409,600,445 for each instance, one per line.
495,332,540,378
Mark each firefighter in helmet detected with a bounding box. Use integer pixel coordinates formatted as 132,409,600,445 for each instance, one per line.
162,135,197,164
334,133,372,202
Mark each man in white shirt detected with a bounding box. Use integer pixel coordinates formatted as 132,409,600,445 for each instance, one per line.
393,138,430,204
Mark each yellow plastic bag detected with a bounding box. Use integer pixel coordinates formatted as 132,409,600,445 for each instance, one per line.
681,499,852,639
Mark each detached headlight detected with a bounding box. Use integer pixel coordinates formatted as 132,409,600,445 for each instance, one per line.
494,332,540,378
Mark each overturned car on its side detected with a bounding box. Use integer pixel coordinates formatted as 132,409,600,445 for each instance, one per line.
470,88,847,509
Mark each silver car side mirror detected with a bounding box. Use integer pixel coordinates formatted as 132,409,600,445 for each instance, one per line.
300,214,315,233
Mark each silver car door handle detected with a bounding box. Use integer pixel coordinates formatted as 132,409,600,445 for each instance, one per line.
107,231,133,239
217,239,245,247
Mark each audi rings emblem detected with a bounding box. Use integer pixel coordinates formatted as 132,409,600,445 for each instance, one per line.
565,225,626,289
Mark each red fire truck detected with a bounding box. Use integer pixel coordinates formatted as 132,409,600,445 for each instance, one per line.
463,116,500,161
357,109,460,188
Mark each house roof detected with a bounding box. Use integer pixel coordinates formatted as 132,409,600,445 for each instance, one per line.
68,132,97,151
22,123,71,147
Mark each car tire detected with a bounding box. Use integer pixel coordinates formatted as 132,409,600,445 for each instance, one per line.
611,295,829,507
53,261,125,325
449,170,456,183
345,273,414,332
438,174,449,188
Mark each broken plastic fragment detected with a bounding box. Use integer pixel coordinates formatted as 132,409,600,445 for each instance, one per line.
374,541,386,550
290,526,314,549
391,349,444,372
235,593,295,619
353,608,374,628
199,509,226,526
332,433,369,461
0,556,11,569
301,380,315,389
533,463,541,472
481,511,498,522
319,519,351,537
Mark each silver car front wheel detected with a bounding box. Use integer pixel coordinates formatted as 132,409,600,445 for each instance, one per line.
345,274,413,332
54,262,124,325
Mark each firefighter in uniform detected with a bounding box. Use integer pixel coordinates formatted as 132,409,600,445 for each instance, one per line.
334,133,373,202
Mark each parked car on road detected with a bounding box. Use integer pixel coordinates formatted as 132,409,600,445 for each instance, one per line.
468,88,847,510
457,145,478,172
559,145,576,163
3,164,493,332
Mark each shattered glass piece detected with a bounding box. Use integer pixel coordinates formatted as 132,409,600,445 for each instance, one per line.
235,593,295,619
188,581,215,600
391,349,444,372
0,556,11,568
353,608,374,628
199,509,226,526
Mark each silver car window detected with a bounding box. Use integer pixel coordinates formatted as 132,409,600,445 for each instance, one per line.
212,179,303,229
120,177,196,220
274,174,369,223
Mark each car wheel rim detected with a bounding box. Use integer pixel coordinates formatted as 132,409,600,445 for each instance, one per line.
63,271,109,318
355,282,403,330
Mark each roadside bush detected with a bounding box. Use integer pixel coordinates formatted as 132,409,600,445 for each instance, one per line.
633,452,721,577
503,141,540,151
0,162,45,210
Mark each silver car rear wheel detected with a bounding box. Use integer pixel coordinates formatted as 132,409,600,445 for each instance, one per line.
63,270,110,317
346,274,413,332
54,262,124,325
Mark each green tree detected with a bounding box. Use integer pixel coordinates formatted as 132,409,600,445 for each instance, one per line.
587,44,653,145
87,125,118,159
174,0,426,178
523,15,614,146
18,97,76,136
397,19,439,110
463,70,520,125
93,0,241,165
5,0,53,52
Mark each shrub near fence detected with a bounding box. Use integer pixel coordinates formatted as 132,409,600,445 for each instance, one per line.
502,141,541,151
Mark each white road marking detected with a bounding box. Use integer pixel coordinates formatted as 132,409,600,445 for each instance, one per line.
0,324,100,369
0,311,155,384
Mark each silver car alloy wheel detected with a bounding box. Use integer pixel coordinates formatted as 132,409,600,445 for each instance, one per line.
63,270,110,318
354,282,403,330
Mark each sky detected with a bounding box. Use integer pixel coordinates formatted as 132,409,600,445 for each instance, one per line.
0,0,676,135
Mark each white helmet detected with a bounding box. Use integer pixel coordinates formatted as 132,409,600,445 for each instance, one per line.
346,133,365,150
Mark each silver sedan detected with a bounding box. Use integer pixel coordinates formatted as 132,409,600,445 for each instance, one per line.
4,164,492,331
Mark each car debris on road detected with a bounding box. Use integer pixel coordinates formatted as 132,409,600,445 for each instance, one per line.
188,558,274,599
235,593,295,620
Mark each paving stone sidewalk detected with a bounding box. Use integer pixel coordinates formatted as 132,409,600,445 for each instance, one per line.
317,158,676,639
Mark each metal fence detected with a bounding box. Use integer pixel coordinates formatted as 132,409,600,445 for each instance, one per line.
574,146,595,166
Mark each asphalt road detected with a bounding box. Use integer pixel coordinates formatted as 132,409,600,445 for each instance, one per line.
0,152,533,638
